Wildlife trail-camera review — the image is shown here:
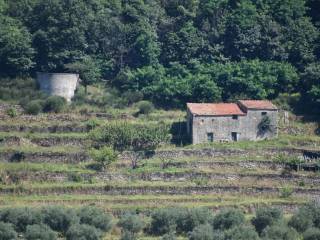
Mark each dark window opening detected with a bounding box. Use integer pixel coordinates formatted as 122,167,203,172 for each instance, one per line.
261,112,267,116
232,115,238,120
207,133,214,142
231,132,238,141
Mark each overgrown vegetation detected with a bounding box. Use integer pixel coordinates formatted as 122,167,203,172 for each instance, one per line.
0,206,112,240
0,0,319,112
90,121,171,151
1,204,318,239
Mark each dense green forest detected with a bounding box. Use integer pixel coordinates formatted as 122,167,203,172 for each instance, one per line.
0,0,319,110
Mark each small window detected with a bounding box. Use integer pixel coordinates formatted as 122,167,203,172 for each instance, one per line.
232,115,238,120
261,112,267,116
207,133,214,142
200,119,204,125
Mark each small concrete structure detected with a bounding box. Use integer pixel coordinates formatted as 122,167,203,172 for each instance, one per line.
37,73,79,102
187,100,278,144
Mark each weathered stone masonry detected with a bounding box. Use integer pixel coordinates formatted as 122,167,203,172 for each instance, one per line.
187,100,278,144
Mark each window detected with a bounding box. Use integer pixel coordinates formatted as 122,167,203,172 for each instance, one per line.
231,132,238,141
207,133,214,142
200,119,204,125
261,112,267,116
232,115,238,120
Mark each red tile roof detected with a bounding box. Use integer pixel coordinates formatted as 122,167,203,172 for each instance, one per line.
187,103,245,116
238,100,277,110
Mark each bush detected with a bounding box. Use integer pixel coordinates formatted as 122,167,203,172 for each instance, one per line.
258,116,272,133
67,173,83,182
0,207,42,232
66,224,101,240
120,230,136,240
89,146,118,170
211,209,245,231
6,108,17,118
252,207,283,234
118,213,144,234
150,208,178,235
0,222,17,240
123,91,143,105
279,186,293,198
175,208,212,234
136,100,154,115
25,224,57,240
43,96,66,113
224,225,260,240
261,224,299,240
188,224,214,240
77,206,113,232
41,206,79,233
90,121,171,151
86,119,101,131
303,228,320,240
288,204,316,233
25,100,43,115
162,232,177,240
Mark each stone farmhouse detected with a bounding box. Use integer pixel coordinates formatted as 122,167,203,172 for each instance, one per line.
187,100,278,144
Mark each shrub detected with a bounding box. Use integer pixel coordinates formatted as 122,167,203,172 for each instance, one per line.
136,100,154,115
67,173,83,182
77,206,113,232
261,224,299,240
66,224,101,240
25,224,57,240
303,228,320,240
1,207,42,232
90,121,171,151
150,208,178,235
0,222,17,240
162,232,177,240
6,108,17,118
304,203,320,228
224,225,260,240
120,230,136,240
41,206,79,233
188,224,214,240
117,213,144,234
124,91,143,105
279,186,293,198
258,116,271,133
89,146,118,170
175,208,212,234
211,209,245,231
43,96,66,113
252,207,283,234
86,119,101,131
289,205,315,233
25,100,43,115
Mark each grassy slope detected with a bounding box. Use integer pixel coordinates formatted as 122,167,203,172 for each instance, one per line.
0,107,319,239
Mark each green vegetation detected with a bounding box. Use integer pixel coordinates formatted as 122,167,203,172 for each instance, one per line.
0,206,112,240
43,96,67,113
0,0,319,112
25,100,43,115
90,121,171,151
89,146,118,170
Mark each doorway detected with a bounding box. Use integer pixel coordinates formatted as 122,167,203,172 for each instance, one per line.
207,132,214,142
231,132,238,141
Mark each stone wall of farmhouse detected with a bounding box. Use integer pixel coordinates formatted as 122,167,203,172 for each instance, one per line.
190,110,278,144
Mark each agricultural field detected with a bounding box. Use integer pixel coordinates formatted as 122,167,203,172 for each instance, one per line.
0,104,319,239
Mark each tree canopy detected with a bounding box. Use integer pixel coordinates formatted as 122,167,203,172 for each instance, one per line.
0,0,319,110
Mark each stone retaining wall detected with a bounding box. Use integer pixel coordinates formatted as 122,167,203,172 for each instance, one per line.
0,151,89,164
1,184,319,197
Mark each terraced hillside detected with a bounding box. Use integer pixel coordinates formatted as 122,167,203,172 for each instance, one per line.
0,107,319,217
